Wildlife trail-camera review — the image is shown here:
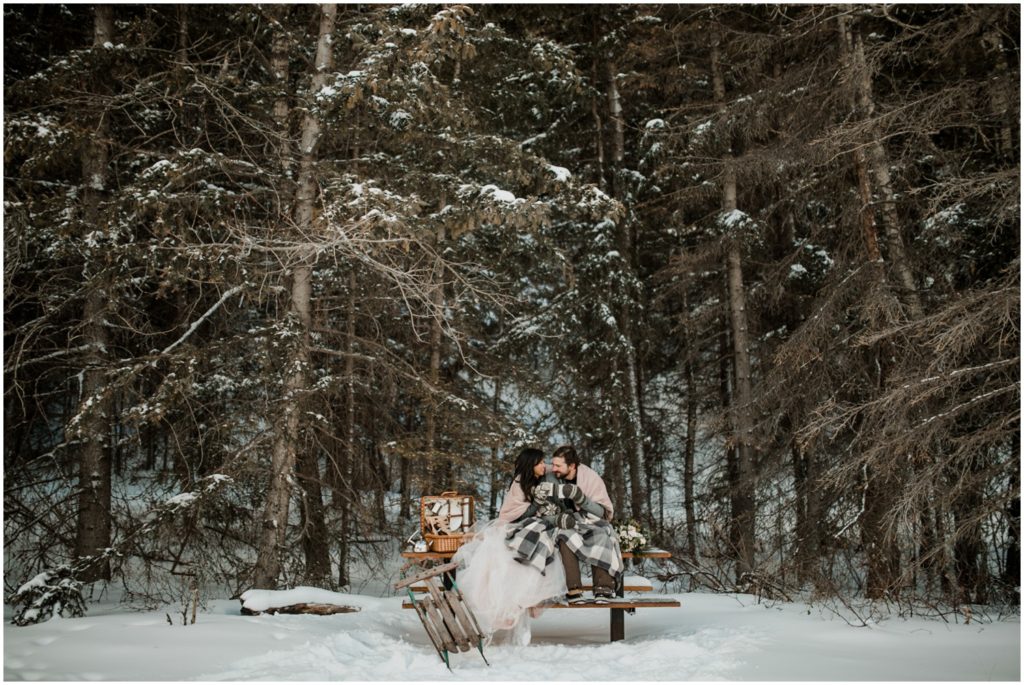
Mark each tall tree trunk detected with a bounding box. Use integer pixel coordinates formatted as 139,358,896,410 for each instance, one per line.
860,346,901,599
718,324,739,556
838,13,915,599
657,455,664,536
862,465,901,599
606,395,627,518
269,6,292,187
74,3,115,585
724,246,756,580
1003,435,1020,604
425,217,446,491
488,310,504,519
327,433,349,585
399,394,413,520
839,15,922,318
253,3,336,590
173,5,199,151
371,443,387,529
272,2,328,590
622,339,646,521
399,451,411,520
605,59,626,198
338,487,350,588
952,455,988,604
683,338,697,558
176,6,188,66
489,375,502,519
982,26,1014,160
712,35,756,581
793,442,821,585
604,58,646,522
590,19,607,191
297,448,330,585
337,268,358,584
917,483,939,595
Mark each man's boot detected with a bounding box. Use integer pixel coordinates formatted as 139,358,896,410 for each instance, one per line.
592,566,615,604
559,542,586,604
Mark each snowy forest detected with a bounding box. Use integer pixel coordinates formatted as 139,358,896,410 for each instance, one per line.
4,2,1020,627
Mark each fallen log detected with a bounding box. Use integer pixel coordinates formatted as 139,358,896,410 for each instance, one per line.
238,586,362,616
240,602,360,617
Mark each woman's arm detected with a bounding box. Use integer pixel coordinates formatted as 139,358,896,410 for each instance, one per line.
496,478,531,523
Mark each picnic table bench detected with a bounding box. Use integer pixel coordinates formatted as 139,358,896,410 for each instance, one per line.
400,547,679,642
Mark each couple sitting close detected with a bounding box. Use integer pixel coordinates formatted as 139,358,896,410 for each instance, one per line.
453,445,624,645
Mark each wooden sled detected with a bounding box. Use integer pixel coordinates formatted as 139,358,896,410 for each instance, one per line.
395,561,489,671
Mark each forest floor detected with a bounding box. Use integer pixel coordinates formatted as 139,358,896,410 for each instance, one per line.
3,589,1019,681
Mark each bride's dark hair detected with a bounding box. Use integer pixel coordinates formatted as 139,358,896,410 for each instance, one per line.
510,447,545,498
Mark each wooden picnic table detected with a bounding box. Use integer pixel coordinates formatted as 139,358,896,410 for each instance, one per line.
400,547,677,641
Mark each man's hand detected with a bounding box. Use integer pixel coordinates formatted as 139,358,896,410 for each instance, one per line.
557,483,587,506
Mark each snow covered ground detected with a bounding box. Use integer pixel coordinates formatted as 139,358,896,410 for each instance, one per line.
3,590,1019,681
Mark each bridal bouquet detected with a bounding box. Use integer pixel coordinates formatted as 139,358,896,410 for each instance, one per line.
614,519,648,553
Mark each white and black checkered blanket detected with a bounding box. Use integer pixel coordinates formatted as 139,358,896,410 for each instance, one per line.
505,514,624,578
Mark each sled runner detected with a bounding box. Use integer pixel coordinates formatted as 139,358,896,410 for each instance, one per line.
395,561,490,671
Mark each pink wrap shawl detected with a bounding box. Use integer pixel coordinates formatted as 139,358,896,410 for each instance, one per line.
574,463,614,521
496,477,531,524
496,463,614,523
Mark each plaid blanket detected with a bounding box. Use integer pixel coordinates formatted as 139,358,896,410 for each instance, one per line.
505,513,624,578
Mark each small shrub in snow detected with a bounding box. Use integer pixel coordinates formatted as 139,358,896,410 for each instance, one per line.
9,565,87,626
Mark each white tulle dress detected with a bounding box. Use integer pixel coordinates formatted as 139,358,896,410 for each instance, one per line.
452,518,566,645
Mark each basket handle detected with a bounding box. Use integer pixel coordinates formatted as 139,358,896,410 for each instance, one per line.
439,491,459,497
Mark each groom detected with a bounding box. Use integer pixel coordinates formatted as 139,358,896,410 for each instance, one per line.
546,444,621,604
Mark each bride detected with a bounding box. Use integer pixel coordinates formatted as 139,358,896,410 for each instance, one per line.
452,448,566,645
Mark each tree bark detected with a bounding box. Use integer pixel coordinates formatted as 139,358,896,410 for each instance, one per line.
917,482,940,595
74,3,115,585
718,323,739,557
338,483,350,587
604,57,646,522
296,448,330,585
712,34,756,581
399,451,411,520
276,3,328,590
176,6,188,66
622,338,647,521
606,395,627,519
684,356,697,558
269,5,293,185
489,375,502,519
793,443,821,585
425,216,446,491
337,268,358,585
862,467,901,599
590,19,607,190
605,59,626,197
252,3,336,590
838,12,920,599
839,14,923,319
1003,437,1020,603
982,26,1014,160
952,455,988,604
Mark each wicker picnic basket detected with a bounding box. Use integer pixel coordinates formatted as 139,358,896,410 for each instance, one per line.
420,491,475,553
